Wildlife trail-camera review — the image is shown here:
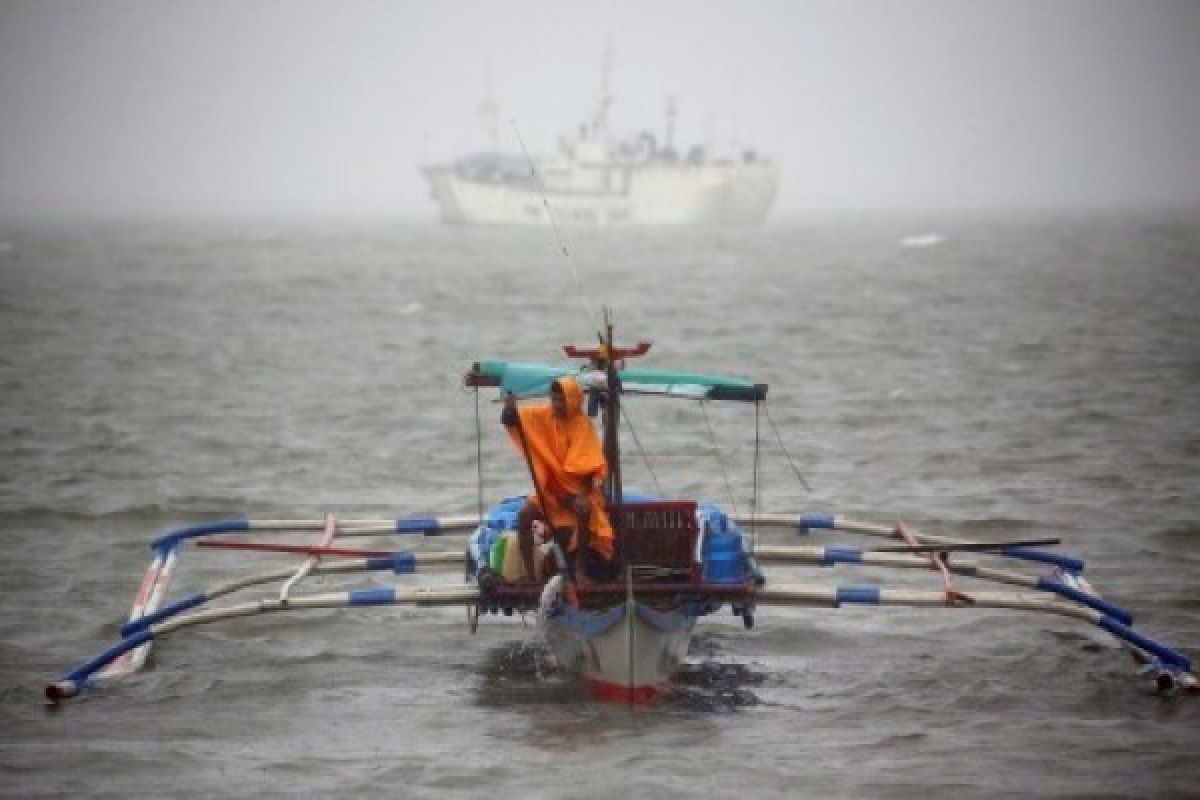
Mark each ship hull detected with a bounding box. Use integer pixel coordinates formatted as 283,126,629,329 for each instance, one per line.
422,161,778,227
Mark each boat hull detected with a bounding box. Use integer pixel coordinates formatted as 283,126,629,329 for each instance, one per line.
542,601,697,704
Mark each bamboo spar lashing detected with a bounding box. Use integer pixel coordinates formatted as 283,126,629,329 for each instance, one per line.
279,512,337,603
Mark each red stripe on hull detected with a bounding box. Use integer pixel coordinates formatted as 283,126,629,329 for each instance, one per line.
584,676,666,706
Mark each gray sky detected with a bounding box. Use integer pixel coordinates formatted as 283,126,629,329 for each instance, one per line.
1,0,1198,220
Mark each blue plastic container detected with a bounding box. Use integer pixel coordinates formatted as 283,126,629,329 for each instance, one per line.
702,516,746,584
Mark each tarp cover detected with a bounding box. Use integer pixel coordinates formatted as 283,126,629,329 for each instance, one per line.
473,361,765,402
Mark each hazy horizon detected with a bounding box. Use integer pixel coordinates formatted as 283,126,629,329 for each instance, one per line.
2,1,1199,222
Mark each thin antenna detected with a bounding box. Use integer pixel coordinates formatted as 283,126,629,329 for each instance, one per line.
664,95,677,156
592,38,614,135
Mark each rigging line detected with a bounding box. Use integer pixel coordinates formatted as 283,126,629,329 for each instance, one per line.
763,402,812,492
621,403,663,498
752,398,761,549
699,399,739,514
509,119,603,334
474,386,485,526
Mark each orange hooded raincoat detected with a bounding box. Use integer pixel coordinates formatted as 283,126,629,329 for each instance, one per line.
507,377,614,560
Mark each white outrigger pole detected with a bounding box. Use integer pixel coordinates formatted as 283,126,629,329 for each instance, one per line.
747,513,1196,693
46,514,478,702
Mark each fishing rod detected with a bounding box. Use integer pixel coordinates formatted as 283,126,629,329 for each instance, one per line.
510,118,603,334
509,120,628,587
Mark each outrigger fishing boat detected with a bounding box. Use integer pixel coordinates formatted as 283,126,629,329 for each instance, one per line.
46,326,1196,704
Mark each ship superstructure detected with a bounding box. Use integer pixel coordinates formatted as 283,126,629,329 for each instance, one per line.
421,57,778,226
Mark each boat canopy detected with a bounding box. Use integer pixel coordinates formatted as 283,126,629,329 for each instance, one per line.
468,360,767,403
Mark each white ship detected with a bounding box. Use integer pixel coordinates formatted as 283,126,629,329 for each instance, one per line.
421,59,779,227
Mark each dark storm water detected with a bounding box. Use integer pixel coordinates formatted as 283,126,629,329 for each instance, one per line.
1,216,1198,798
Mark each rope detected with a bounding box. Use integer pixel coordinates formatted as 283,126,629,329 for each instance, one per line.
764,402,812,493
894,520,971,606
474,387,484,526
699,400,738,514
621,403,663,498
510,119,603,334
751,399,761,547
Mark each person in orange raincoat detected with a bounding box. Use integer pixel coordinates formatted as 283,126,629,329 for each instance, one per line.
502,376,615,583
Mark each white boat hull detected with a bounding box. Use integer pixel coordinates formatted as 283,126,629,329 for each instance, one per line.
542,601,697,703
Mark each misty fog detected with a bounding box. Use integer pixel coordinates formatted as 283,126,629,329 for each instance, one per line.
1,0,1198,220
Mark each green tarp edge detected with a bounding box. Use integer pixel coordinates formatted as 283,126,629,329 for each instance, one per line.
473,361,766,402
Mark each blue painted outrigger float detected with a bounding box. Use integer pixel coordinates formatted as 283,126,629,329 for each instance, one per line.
46,332,1196,704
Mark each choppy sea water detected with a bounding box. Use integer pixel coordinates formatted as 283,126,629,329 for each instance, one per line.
1,216,1198,799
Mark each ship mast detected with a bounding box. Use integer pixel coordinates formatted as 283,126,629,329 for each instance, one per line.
591,40,614,137
478,69,499,149
664,94,678,158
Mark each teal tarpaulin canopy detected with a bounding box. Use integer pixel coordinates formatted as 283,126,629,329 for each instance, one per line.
468,361,766,403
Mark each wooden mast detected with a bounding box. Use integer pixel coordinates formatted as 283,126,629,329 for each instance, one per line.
601,312,625,544
562,318,651,569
